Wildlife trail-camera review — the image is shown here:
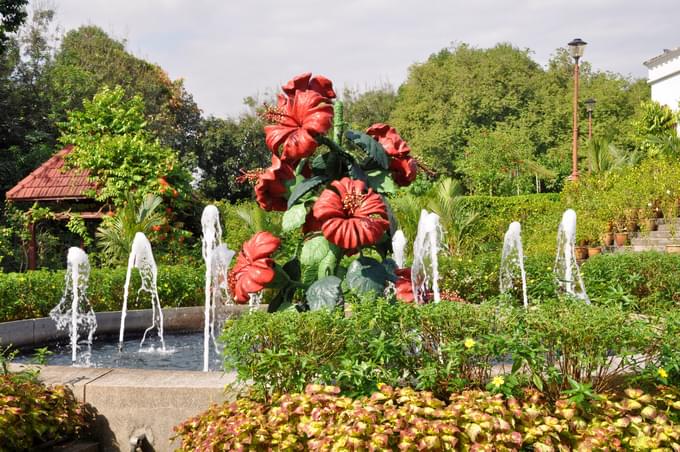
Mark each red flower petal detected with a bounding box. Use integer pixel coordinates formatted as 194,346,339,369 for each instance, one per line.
366,123,411,157
282,72,336,99
312,177,389,251
395,268,414,303
389,156,418,187
255,155,295,211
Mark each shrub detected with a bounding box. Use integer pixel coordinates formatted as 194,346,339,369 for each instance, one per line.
173,384,680,451
0,264,204,322
220,299,670,401
0,366,93,449
458,193,563,256
521,299,662,398
438,251,680,312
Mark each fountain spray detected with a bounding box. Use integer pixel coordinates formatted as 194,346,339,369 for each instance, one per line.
500,222,529,308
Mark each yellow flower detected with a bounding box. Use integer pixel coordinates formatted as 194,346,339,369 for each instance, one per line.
658,368,668,379
492,376,505,388
464,338,476,349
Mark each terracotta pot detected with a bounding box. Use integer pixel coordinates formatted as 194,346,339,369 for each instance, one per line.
587,247,602,257
643,218,658,232
626,221,638,233
602,232,614,247
666,244,680,254
614,232,628,247
574,246,589,260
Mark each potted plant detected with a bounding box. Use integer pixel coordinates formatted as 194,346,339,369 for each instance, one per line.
624,207,639,233
575,239,589,260
588,239,602,257
614,216,628,247
601,220,615,246
641,202,658,232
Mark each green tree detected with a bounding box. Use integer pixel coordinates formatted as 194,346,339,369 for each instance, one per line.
197,114,270,201
47,26,202,163
630,100,678,157
59,85,190,206
0,0,28,54
390,43,543,174
0,7,57,199
342,84,397,130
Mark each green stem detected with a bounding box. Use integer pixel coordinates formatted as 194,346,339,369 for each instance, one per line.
333,100,344,145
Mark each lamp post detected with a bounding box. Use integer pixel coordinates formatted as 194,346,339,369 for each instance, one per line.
584,98,596,140
568,38,587,181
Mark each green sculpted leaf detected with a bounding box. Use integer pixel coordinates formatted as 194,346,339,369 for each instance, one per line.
306,276,343,311
282,204,307,232
345,257,391,295
366,169,397,195
346,130,389,169
287,176,325,209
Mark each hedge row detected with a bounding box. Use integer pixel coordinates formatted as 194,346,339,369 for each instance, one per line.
459,193,563,255
0,265,204,322
440,251,680,312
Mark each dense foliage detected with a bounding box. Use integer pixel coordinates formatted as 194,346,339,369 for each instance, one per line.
0,365,93,449
221,299,678,401
0,264,203,321
173,383,680,450
438,251,680,311
390,44,649,192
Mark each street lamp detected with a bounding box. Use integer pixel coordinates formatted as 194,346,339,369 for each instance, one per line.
584,98,596,140
568,38,587,181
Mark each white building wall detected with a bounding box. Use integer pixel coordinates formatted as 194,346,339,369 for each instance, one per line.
647,52,680,111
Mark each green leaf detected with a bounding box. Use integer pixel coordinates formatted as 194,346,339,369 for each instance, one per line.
317,250,338,279
287,176,325,208
306,276,343,311
366,169,397,195
311,151,343,179
346,130,389,169
345,257,391,295
300,236,331,267
282,204,307,232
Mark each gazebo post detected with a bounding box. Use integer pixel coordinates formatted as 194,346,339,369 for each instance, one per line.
28,221,37,270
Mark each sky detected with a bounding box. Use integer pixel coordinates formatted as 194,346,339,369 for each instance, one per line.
46,0,680,119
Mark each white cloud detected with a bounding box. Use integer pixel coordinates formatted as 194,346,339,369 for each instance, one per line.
45,0,680,118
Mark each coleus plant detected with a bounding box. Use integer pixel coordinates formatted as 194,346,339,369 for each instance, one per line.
229,72,418,311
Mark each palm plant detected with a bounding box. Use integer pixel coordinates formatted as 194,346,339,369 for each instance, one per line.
426,177,480,255
96,193,165,264
587,138,642,174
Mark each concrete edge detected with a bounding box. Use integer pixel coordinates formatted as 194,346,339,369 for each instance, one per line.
0,304,264,348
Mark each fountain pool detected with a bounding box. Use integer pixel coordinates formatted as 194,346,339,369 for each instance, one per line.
14,331,222,371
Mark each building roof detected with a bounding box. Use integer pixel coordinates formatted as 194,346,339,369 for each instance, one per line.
644,47,680,69
5,146,95,202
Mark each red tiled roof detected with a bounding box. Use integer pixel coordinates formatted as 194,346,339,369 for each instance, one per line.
5,146,95,201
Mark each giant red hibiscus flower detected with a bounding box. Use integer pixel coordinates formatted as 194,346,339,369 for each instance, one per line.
255,154,295,211
395,268,415,303
312,177,389,251
390,155,418,186
282,72,336,99
229,232,281,303
367,123,418,187
264,90,333,163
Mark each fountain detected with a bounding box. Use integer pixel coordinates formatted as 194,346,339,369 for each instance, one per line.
500,222,529,308
554,209,590,303
119,232,166,351
411,210,443,303
392,229,407,268
201,205,235,372
49,247,97,364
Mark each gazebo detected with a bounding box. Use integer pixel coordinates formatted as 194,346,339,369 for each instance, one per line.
5,146,106,269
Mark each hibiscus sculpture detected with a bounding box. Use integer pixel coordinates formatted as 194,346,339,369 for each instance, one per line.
230,72,419,310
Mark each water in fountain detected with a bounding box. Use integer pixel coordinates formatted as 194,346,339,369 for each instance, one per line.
500,222,529,308
392,229,407,268
201,205,231,372
119,232,166,351
49,247,97,364
554,209,590,303
411,209,443,303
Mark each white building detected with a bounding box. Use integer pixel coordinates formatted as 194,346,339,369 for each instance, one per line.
644,47,680,113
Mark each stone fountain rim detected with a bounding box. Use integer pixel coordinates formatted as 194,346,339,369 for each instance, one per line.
0,304,261,349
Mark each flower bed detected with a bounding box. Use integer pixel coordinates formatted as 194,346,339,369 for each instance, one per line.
0,366,93,449
173,384,680,450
